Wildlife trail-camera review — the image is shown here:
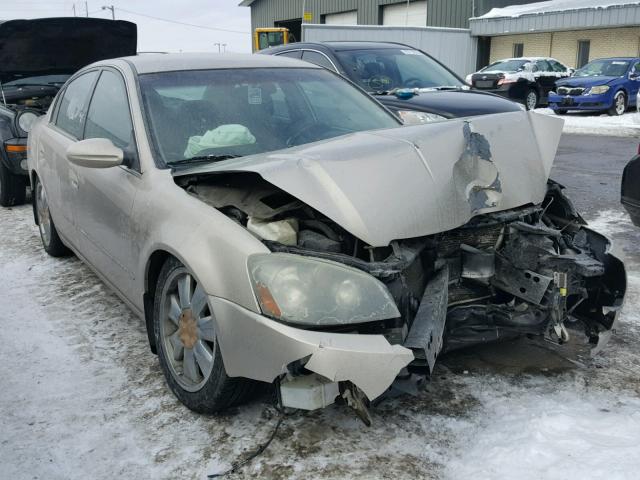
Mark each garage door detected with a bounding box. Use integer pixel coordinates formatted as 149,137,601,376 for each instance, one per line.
324,10,358,25
382,1,427,26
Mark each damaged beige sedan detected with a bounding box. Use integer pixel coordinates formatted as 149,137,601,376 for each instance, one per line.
28,54,626,420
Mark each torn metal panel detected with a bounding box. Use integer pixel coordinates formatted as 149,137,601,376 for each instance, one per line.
404,266,449,372
209,296,414,400
174,111,564,247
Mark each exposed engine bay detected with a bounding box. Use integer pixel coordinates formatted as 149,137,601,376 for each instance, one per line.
2,87,57,113
179,171,626,373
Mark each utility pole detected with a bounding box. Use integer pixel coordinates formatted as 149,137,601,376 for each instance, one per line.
102,5,115,20
85,1,89,17
222,43,227,53
214,43,221,53
72,4,76,16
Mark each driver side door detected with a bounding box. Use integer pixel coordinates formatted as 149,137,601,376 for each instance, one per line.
72,68,141,302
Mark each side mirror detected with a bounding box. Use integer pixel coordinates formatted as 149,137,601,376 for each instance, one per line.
568,68,575,76
629,72,640,80
66,138,123,169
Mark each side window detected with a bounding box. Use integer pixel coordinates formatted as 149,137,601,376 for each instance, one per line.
301,50,336,71
55,71,99,138
633,61,640,73
536,60,552,72
84,70,137,164
550,60,566,73
276,50,302,60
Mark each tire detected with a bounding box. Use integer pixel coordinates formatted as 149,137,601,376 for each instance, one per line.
34,177,70,257
154,257,254,413
555,109,568,115
525,89,539,110
0,161,27,207
608,91,627,116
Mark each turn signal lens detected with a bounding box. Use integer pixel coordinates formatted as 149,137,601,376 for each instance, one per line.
5,144,27,153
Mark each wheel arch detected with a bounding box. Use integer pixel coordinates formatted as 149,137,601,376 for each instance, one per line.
143,248,177,353
31,170,40,225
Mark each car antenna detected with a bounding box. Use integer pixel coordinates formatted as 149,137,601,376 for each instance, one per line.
0,80,6,106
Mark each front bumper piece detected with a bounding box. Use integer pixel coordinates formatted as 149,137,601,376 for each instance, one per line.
209,296,414,409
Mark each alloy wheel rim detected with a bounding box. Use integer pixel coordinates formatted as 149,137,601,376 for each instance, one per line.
160,269,216,392
526,92,537,110
36,182,52,247
616,94,625,115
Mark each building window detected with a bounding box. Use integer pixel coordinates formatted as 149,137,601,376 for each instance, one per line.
513,43,524,57
577,40,590,68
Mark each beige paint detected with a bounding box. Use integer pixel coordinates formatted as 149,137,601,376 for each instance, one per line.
489,27,640,67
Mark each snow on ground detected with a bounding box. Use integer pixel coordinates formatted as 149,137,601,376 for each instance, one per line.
1,201,640,479
537,108,640,137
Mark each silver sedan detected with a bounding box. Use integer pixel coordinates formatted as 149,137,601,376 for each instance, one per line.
27,53,625,418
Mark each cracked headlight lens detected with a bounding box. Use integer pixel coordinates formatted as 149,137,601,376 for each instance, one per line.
248,253,400,326
397,110,447,125
588,85,610,95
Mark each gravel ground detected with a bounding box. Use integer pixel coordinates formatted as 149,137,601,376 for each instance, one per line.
1,134,639,480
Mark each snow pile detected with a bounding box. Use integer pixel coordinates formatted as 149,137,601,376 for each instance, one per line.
445,377,640,480
478,0,640,19
536,108,640,137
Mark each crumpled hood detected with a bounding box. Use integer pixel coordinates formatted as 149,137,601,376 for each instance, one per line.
0,18,137,83
557,76,619,88
177,111,564,246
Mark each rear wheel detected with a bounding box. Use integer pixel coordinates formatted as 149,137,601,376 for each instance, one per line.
608,91,626,116
34,177,70,257
525,89,539,110
154,257,254,413
0,161,26,207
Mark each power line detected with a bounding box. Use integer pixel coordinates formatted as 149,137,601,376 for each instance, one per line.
113,7,249,35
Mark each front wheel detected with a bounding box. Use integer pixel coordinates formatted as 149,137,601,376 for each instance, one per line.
525,89,539,110
608,91,626,116
555,109,568,115
34,177,70,257
154,257,254,413
0,161,26,207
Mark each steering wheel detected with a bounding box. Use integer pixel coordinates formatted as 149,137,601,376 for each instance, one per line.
403,77,423,88
368,74,393,91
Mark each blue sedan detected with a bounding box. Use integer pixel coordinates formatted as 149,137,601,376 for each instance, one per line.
548,57,640,116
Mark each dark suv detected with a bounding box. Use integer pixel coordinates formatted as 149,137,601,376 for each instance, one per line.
0,17,137,207
260,41,520,124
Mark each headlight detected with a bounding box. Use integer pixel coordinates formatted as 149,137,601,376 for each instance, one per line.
588,85,610,95
248,253,400,326
15,110,39,135
397,110,447,125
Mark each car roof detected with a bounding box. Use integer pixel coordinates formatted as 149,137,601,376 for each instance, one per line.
587,57,639,61
493,57,558,62
268,41,412,52
94,52,321,74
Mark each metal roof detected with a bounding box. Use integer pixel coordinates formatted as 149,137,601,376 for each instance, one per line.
470,1,640,36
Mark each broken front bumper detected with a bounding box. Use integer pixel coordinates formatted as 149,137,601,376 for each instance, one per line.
209,296,414,402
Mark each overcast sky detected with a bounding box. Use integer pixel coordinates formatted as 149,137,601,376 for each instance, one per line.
1,0,253,52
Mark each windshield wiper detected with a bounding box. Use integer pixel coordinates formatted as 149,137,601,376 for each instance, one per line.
167,154,241,168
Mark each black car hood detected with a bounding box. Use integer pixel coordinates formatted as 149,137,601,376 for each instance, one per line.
0,17,137,83
375,89,521,117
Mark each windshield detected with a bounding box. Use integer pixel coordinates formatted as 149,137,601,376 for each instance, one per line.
334,48,462,92
139,68,399,166
574,59,630,77
482,60,529,73
3,74,70,87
